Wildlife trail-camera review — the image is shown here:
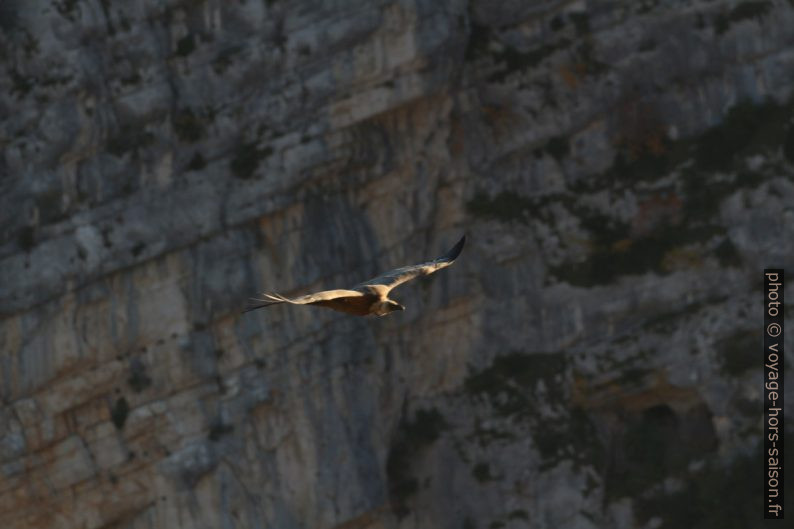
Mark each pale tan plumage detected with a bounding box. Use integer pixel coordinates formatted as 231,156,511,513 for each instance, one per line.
244,235,466,316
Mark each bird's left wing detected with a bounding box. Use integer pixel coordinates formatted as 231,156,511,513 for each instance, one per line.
355,235,466,294
244,289,371,314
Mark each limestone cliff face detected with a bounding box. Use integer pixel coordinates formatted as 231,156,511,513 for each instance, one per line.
1,0,793,528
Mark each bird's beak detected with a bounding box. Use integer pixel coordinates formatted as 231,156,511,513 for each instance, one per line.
399,304,405,311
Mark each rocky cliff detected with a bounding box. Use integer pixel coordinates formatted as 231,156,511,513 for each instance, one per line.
1,0,793,528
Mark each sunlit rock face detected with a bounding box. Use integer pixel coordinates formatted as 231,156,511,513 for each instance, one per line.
1,0,793,528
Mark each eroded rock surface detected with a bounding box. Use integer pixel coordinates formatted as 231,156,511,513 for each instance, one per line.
1,1,793,528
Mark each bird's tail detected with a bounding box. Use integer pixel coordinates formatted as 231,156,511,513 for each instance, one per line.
242,293,292,313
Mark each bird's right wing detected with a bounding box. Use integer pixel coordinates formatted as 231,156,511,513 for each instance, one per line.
243,289,373,315
354,235,466,294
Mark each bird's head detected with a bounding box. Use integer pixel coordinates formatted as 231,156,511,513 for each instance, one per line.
387,300,405,312
374,299,406,316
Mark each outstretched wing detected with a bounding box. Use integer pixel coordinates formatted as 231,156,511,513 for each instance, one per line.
243,289,375,316
355,235,466,294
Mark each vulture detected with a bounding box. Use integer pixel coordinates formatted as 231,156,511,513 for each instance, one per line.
244,235,466,316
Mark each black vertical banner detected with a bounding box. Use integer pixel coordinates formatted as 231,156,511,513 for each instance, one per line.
764,269,784,519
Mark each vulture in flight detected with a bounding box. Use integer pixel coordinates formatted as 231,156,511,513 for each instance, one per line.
244,235,466,316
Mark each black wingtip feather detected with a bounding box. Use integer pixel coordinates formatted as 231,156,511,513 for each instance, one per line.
242,302,269,314
242,296,283,314
442,234,466,262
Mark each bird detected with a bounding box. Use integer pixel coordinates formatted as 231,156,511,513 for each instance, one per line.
244,235,466,316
